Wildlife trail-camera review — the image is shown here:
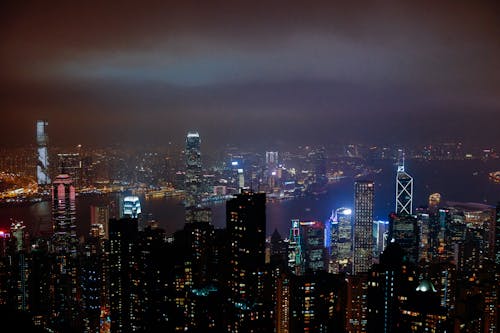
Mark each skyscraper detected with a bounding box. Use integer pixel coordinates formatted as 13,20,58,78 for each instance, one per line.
36,120,50,187
185,132,202,209
388,213,420,264
226,190,267,331
290,220,327,273
90,205,110,239
51,174,79,330
109,218,140,332
395,149,413,215
52,174,77,254
328,208,353,274
57,153,82,189
353,181,374,275
123,196,142,218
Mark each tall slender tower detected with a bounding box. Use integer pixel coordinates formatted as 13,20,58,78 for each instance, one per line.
51,173,79,330
36,120,50,186
395,149,413,215
353,181,374,274
185,132,202,210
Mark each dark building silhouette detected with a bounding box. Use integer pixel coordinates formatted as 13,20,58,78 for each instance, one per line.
389,213,420,264
109,218,139,332
226,190,269,332
367,242,419,333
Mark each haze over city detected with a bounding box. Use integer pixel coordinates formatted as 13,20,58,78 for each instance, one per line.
1,0,499,149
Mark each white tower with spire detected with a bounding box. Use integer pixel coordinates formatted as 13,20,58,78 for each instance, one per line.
395,149,413,215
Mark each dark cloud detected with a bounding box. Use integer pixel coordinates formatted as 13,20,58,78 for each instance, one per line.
0,0,499,149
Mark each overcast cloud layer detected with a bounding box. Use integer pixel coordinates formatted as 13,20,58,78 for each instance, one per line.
1,1,499,149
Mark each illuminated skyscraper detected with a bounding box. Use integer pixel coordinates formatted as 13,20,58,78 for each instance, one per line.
353,181,374,275
52,174,77,253
51,174,79,330
265,151,279,168
185,132,202,209
329,208,353,274
395,150,413,215
123,196,141,218
36,120,50,186
291,220,327,273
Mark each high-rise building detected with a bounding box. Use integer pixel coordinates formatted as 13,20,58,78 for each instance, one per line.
389,213,420,264
36,120,50,187
265,151,279,167
185,132,202,209
90,205,110,239
8,221,30,312
123,196,141,218
109,218,140,332
51,174,79,330
297,221,326,273
57,153,82,189
226,190,267,331
353,181,374,274
395,150,413,215
328,208,353,274
52,174,77,243
373,220,389,258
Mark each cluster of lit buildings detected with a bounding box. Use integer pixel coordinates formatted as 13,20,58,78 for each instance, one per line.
0,124,498,332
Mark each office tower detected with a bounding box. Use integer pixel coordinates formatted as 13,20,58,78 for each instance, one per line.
90,205,110,239
185,131,202,209
109,218,140,333
395,149,413,215
36,120,50,187
265,151,278,168
237,168,245,190
388,213,420,264
298,221,327,273
328,208,353,274
353,181,374,274
288,220,303,275
307,148,327,190
57,153,82,189
226,190,267,331
265,151,279,192
122,196,141,218
51,173,79,330
373,220,389,258
336,208,353,274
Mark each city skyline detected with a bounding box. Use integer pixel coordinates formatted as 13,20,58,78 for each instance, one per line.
1,1,499,149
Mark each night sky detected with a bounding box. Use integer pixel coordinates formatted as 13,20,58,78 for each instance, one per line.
1,1,499,149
